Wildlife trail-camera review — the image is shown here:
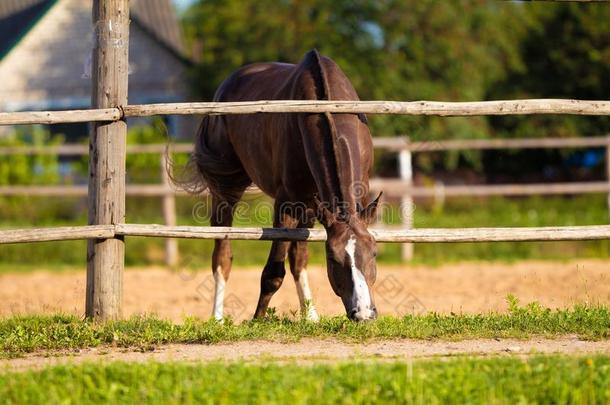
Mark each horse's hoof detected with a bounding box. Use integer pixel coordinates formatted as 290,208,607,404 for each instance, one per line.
305,307,320,322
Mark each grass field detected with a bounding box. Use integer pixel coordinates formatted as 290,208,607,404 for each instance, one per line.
1,355,608,404
1,196,608,403
1,301,608,357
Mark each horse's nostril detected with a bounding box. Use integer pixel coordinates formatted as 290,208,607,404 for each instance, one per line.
348,308,376,322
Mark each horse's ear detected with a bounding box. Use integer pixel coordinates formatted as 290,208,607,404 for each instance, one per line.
359,192,382,224
314,194,335,228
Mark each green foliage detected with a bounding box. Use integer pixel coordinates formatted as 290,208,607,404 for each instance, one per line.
126,118,173,184
490,3,610,139
1,355,610,404
0,126,62,186
182,1,609,172
183,0,523,142
0,304,608,357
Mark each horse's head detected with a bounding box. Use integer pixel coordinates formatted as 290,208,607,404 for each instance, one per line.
316,193,381,321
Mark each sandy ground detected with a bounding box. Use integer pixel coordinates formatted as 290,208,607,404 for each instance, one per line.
1,259,609,321
2,337,609,372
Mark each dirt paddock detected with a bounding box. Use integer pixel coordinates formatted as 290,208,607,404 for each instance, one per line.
3,337,610,372
1,259,608,321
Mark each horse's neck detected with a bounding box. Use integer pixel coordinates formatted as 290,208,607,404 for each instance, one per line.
291,51,366,213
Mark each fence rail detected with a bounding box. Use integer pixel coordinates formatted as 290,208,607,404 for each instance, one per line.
2,135,609,263
1,223,610,245
2,99,610,126
377,135,610,151
3,135,608,155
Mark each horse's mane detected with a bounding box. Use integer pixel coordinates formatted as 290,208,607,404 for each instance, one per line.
309,50,358,214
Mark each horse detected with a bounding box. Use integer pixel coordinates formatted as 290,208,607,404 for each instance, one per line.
183,49,381,322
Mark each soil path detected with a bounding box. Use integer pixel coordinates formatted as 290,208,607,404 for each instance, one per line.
1,260,608,321
2,337,609,372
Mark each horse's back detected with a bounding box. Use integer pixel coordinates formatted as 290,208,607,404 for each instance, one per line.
193,51,371,203
214,62,297,102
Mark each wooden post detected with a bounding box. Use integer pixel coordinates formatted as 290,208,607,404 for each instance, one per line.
398,137,414,261
161,153,178,267
607,136,610,223
86,0,130,320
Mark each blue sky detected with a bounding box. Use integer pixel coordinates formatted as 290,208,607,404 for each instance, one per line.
173,0,196,12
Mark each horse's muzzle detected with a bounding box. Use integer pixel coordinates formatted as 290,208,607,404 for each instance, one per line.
348,306,377,322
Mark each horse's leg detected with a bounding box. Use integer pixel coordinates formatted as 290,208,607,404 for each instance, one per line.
210,193,241,321
253,200,297,318
288,223,320,321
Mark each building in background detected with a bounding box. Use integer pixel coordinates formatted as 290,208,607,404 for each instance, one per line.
0,0,196,140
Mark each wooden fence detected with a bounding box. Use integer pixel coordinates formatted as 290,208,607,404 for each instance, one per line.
2,135,609,262
0,0,609,320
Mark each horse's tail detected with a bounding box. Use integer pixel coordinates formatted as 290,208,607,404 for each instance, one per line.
166,118,209,195
169,115,251,202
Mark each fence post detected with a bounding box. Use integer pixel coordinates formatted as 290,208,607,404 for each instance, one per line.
86,0,129,320
607,136,610,223
161,153,178,267
398,136,414,261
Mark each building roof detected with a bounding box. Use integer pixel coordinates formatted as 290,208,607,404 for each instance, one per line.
0,0,185,61
0,0,54,59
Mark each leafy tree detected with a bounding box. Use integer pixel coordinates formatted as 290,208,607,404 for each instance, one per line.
0,126,62,185
182,0,523,143
490,3,610,139
181,1,608,174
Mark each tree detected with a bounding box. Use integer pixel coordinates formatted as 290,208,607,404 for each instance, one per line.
489,3,610,139
182,0,523,147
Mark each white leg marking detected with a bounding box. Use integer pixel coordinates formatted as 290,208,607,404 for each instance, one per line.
212,267,225,321
345,236,372,316
296,269,319,322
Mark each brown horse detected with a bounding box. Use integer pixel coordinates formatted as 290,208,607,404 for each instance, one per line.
185,50,381,321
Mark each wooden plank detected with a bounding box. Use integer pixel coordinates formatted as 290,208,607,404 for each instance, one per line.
2,99,610,128
398,142,414,261
370,180,610,197
0,185,180,196
0,180,608,198
122,99,610,117
86,0,129,321
0,108,120,126
407,136,610,152
160,153,178,267
1,136,608,155
0,185,238,197
0,144,88,156
1,223,608,245
607,142,610,222
128,143,192,154
115,223,610,242
0,144,192,156
0,185,89,196
0,225,114,244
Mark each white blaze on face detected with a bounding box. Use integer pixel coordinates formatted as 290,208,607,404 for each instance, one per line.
345,235,371,311
212,267,225,321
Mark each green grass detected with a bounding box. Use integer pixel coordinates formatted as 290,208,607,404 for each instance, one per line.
1,355,609,404
1,302,608,358
0,195,609,269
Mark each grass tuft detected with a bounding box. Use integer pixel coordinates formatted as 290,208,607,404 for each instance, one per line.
0,302,608,358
